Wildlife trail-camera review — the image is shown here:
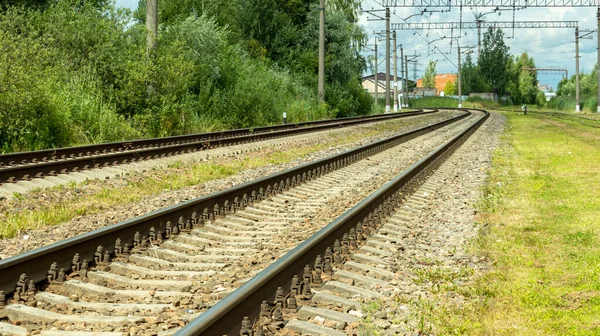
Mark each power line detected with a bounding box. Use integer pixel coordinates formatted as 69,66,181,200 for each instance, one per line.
392,20,578,30
380,0,600,7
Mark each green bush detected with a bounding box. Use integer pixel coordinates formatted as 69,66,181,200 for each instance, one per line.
0,0,371,153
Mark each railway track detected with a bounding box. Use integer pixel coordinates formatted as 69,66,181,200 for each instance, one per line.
0,111,434,186
0,109,487,336
175,108,489,336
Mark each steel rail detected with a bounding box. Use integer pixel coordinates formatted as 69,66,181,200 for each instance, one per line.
0,110,467,298
0,110,435,184
0,111,428,166
174,108,489,336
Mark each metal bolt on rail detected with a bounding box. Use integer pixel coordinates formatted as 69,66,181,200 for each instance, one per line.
238,189,396,334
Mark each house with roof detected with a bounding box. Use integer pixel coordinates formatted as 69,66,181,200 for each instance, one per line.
415,73,457,96
362,73,413,98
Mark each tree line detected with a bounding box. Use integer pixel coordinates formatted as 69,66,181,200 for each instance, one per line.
422,28,546,105
0,0,372,153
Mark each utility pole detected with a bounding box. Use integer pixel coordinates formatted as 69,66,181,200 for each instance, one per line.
458,44,462,108
363,8,389,110
597,7,600,113
477,20,482,60
385,7,391,113
393,31,398,112
375,43,378,107
405,55,409,106
146,0,158,56
318,0,325,102
405,53,420,103
412,51,418,82
400,45,405,107
576,27,581,112
575,28,596,112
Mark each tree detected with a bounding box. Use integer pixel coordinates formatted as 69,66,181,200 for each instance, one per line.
479,28,510,101
443,80,456,96
423,60,437,88
459,53,488,95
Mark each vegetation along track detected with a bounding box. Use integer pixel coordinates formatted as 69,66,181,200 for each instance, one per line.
507,109,600,128
0,109,482,335
175,109,489,336
0,111,434,185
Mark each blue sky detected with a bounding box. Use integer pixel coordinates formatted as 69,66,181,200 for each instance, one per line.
115,0,596,91
115,0,137,10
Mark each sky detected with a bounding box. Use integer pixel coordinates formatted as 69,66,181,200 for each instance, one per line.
115,0,597,91
116,0,138,10
358,0,599,90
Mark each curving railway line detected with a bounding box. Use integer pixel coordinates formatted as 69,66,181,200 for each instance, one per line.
0,108,490,336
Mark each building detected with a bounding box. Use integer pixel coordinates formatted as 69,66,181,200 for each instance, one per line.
410,87,437,98
362,73,413,98
538,83,555,101
415,73,457,96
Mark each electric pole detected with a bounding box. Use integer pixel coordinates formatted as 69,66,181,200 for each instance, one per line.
458,44,462,108
318,0,325,102
385,7,391,113
412,51,418,82
576,27,580,112
477,20,481,60
375,43,378,107
400,45,405,107
146,0,158,56
597,7,600,113
393,31,398,112
575,28,596,113
405,55,409,105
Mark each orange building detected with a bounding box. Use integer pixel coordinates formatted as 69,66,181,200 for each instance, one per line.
415,73,457,96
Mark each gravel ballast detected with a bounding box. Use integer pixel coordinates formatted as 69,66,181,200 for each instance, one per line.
0,112,458,259
0,113,479,335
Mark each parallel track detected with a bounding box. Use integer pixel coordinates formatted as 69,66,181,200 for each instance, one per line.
175,109,489,336
0,109,489,336
0,111,434,184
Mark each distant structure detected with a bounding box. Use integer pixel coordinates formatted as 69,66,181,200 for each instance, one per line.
415,73,457,96
538,83,556,101
362,73,412,98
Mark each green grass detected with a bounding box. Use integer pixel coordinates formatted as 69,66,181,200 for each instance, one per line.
409,96,458,108
407,96,500,109
424,111,600,335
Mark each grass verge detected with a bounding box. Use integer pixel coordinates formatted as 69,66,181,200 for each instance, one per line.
422,111,600,334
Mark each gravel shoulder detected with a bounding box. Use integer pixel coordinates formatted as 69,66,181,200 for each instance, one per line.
354,111,505,334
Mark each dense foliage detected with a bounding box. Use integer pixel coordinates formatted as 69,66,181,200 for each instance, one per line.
479,28,510,100
458,28,543,105
548,64,599,112
443,80,456,96
0,0,371,152
423,60,437,89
